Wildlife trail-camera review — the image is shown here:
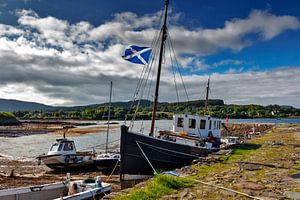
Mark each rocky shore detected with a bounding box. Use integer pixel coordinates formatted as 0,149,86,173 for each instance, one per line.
109,124,300,200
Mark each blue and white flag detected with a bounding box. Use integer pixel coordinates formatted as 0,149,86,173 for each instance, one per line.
122,45,152,65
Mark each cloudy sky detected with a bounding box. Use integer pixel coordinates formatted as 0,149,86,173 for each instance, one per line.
0,0,299,107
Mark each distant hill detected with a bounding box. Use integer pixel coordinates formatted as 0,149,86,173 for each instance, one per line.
64,99,153,111
0,99,54,112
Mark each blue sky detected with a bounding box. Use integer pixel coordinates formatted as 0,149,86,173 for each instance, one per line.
0,0,299,107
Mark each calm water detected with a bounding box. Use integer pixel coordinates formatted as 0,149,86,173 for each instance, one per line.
0,118,299,158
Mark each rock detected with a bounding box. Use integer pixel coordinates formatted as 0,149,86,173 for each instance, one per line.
202,191,208,196
237,163,262,171
261,190,279,198
180,188,189,199
238,181,265,190
258,197,278,200
284,191,300,200
161,194,178,199
218,189,234,196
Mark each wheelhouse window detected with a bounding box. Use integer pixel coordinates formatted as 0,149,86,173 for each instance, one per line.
200,119,206,129
58,143,64,151
177,118,183,128
63,142,74,151
189,118,196,129
209,120,212,130
219,121,221,130
50,143,59,151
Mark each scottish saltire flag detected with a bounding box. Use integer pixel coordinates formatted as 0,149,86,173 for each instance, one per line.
122,45,152,65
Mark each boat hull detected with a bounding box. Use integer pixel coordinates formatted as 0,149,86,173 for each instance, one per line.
39,154,94,170
94,158,119,171
120,125,216,175
0,182,66,200
0,181,111,200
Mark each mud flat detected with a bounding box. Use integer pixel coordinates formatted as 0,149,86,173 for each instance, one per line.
109,124,300,200
0,156,121,192
0,120,114,137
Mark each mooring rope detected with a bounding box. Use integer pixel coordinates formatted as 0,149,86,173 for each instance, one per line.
191,178,264,200
105,159,120,182
136,141,157,175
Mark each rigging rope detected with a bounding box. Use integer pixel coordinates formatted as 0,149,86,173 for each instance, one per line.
130,39,158,130
77,139,120,152
124,9,164,130
167,36,180,103
167,31,190,101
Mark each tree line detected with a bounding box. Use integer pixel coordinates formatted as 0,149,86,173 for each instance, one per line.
11,99,299,120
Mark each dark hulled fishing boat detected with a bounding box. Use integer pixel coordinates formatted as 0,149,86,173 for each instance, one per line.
120,0,221,177
120,126,213,175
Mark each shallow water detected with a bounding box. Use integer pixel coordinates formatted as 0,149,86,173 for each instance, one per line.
0,118,299,158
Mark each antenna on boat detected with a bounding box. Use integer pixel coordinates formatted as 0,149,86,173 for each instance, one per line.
149,0,169,136
204,78,210,115
105,81,113,153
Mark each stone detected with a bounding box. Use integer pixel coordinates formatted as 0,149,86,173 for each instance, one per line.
238,181,265,190
284,191,300,200
180,188,189,199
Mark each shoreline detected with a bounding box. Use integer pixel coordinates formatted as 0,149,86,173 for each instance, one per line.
0,120,118,138
0,118,279,138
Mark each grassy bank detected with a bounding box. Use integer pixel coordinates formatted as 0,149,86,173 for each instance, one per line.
115,175,194,200
0,112,20,126
113,125,300,199
0,112,16,119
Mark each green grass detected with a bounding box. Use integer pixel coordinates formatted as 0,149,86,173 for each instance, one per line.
0,112,16,119
220,143,261,162
116,175,194,200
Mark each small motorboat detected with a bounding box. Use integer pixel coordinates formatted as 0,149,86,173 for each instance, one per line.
0,174,111,200
94,153,120,172
221,136,240,147
53,176,111,200
37,138,95,170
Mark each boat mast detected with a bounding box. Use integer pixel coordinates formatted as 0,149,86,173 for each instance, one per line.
105,81,112,153
149,0,169,136
204,78,210,115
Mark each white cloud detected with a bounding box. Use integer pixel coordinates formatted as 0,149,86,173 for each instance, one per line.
169,10,300,55
0,9,299,107
212,59,244,67
225,67,244,74
180,67,300,107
